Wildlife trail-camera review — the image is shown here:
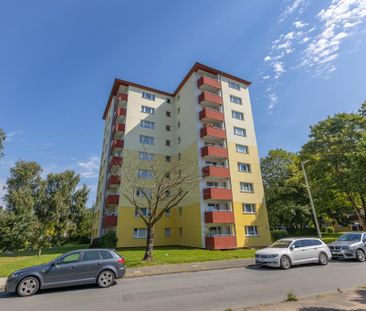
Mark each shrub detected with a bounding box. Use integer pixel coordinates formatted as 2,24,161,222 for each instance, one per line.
285,291,298,302
271,230,289,241
90,231,117,248
326,226,335,234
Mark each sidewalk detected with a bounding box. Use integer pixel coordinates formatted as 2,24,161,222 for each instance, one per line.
0,258,254,290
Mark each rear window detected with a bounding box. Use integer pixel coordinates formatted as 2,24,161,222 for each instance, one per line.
82,251,101,261
100,250,114,259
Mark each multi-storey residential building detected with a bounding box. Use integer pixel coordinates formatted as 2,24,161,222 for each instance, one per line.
91,63,271,249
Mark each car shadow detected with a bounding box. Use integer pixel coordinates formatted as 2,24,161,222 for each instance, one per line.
0,281,118,299
245,262,337,271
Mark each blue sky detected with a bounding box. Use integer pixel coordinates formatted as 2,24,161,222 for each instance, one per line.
1,0,366,205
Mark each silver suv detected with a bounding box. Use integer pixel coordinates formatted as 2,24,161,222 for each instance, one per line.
329,232,366,261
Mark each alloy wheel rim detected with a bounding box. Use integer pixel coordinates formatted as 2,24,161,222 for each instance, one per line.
358,250,365,261
19,278,37,295
320,254,327,264
282,257,290,268
100,272,113,286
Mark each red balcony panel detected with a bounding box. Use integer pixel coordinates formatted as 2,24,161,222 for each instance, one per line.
200,126,226,140
105,194,119,206
205,236,237,250
111,140,124,151
202,166,230,178
205,211,234,224
199,92,223,106
201,145,228,159
109,157,122,170
103,215,118,228
117,93,128,101
197,76,221,91
114,123,125,132
115,107,127,118
107,175,120,188
203,188,233,200
199,108,224,122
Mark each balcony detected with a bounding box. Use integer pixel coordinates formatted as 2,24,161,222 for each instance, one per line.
202,166,230,178
200,126,226,141
107,175,120,189
105,194,119,206
199,92,223,108
205,211,234,224
205,236,237,250
112,123,125,139
109,156,122,171
103,215,118,228
201,145,228,159
199,108,224,123
114,108,127,121
111,140,124,152
203,188,232,200
117,93,128,102
197,76,221,93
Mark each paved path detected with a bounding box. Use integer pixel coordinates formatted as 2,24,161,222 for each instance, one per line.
1,260,366,311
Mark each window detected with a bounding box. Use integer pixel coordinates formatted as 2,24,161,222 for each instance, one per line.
238,162,251,173
166,111,171,117
177,121,181,129
140,120,155,129
165,228,171,237
140,135,154,145
135,207,151,217
165,209,171,217
166,125,171,131
139,152,154,161
293,240,303,248
165,155,171,162
178,153,181,160
243,203,256,214
141,105,155,114
165,190,171,197
179,227,183,237
177,137,181,144
142,92,155,101
230,95,242,105
236,144,249,154
166,98,171,104
232,110,244,120
229,81,240,90
82,251,101,261
177,107,180,114
234,127,246,137
133,228,147,238
178,207,182,216
245,226,258,236
136,188,152,198
177,94,181,101
100,250,113,260
61,252,81,264
240,182,254,193
138,169,152,179
208,203,220,211
166,140,171,146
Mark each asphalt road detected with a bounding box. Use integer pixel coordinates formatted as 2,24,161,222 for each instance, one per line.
1,260,366,311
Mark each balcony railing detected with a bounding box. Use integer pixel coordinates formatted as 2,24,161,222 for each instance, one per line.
202,166,230,178
102,215,118,228
199,108,224,123
114,107,127,120
201,145,228,159
200,126,226,140
109,156,122,171
105,194,119,206
197,76,221,92
111,140,124,151
205,211,235,224
205,235,237,250
117,93,128,102
203,188,233,200
199,91,223,108
112,123,125,139
107,175,120,188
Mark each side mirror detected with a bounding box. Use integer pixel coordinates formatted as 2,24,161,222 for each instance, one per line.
289,245,295,251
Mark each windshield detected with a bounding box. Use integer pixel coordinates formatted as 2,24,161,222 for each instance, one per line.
338,233,362,242
271,240,292,248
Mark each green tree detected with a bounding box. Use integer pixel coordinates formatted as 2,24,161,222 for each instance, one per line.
261,149,312,229
0,128,6,157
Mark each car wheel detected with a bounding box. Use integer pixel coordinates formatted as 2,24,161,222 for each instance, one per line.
16,276,40,297
97,270,115,288
356,249,366,262
280,255,291,270
319,252,328,265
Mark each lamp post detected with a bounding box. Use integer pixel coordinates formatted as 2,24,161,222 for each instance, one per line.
301,160,322,239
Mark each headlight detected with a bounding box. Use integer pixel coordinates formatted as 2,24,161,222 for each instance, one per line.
268,254,279,258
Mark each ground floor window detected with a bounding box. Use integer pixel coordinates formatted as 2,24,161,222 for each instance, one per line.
165,228,171,237
245,226,258,236
133,228,147,238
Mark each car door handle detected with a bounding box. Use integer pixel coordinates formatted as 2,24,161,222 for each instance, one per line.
71,266,77,269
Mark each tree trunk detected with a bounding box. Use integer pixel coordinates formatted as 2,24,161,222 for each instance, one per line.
143,225,154,261
38,248,42,256
360,195,366,230
347,194,365,230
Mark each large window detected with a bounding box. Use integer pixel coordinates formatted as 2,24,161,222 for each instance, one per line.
242,203,256,214
82,251,101,261
135,188,152,198
234,127,246,137
139,135,154,145
235,144,249,154
240,182,254,193
61,252,81,264
165,228,171,237
138,169,153,179
237,162,251,173
140,120,155,129
232,110,244,120
135,207,151,217
141,105,155,114
245,226,258,236
139,152,154,161
142,92,155,101
230,95,242,105
229,81,240,90
133,228,147,238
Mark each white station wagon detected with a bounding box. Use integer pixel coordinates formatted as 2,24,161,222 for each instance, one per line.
255,238,332,270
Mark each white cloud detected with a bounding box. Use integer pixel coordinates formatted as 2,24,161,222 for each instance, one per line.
77,156,100,178
264,56,271,62
268,93,279,110
5,130,22,142
279,0,308,23
262,75,271,80
294,20,307,28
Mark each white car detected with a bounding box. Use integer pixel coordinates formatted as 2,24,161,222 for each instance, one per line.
255,238,332,270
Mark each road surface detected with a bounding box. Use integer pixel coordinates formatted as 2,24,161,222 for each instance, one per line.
1,260,366,311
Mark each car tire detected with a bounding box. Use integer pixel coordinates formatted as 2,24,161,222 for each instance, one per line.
318,252,328,265
280,255,291,270
16,276,40,297
97,270,115,288
356,249,366,262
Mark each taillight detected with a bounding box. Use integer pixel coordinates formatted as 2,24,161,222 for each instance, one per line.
117,258,125,264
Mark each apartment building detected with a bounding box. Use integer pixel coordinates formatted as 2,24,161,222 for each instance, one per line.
91,62,271,249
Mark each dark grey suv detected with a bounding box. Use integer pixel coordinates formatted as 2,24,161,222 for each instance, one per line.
5,249,126,297
329,232,366,261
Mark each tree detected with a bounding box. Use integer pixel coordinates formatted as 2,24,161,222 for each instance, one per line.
261,149,312,230
0,128,5,157
301,105,366,228
114,157,196,261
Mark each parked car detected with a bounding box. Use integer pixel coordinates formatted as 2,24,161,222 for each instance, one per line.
255,238,331,270
329,232,366,261
5,249,126,297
